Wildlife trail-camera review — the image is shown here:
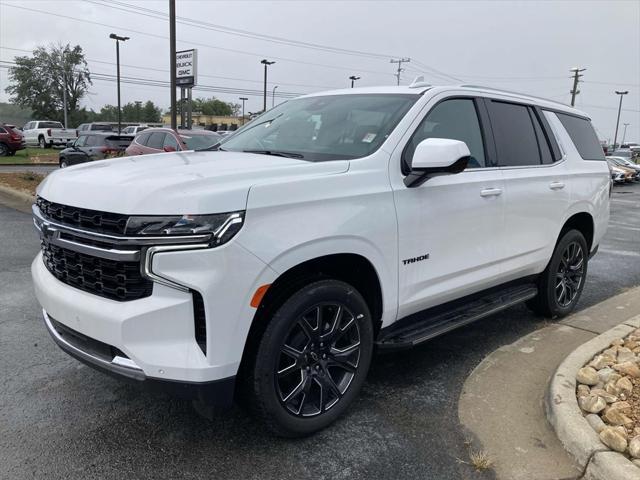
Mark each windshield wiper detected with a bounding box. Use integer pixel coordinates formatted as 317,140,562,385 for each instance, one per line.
243,150,304,159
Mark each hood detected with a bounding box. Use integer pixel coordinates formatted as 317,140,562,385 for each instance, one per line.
37,150,349,214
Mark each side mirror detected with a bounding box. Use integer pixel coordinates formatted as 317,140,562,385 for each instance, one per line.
163,145,176,152
404,138,471,188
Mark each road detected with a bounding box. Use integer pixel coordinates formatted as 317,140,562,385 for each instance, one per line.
1,183,638,480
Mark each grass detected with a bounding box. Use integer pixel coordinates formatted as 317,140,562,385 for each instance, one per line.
0,171,46,195
0,147,59,164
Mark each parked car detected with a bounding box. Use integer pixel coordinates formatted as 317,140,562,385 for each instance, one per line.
76,122,115,135
124,127,221,156
121,125,149,135
58,133,133,168
32,84,609,437
606,158,636,182
608,156,640,176
23,120,77,148
608,163,629,184
611,149,633,160
0,123,26,156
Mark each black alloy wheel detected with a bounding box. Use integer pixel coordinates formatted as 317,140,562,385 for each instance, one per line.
276,302,361,417
555,241,585,308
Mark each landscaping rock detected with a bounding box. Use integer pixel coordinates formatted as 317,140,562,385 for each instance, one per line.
613,361,640,378
577,384,591,398
590,388,617,403
577,366,600,385
599,426,628,452
602,407,633,426
616,377,633,397
586,413,607,433
590,354,616,369
597,367,616,383
630,436,640,459
617,347,636,363
579,394,607,413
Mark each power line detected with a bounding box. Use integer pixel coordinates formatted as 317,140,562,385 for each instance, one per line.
1,3,395,78
390,58,411,86
86,0,400,61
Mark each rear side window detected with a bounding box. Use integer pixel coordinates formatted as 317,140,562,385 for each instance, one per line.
39,121,64,129
488,101,540,167
105,136,133,149
136,132,151,146
530,110,554,165
555,113,605,161
91,124,114,132
85,135,99,147
0,127,6,134
147,132,166,149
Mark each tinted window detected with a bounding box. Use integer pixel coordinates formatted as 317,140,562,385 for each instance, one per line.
84,135,99,147
530,109,554,165
39,121,64,129
488,101,541,167
75,135,88,147
136,132,151,146
163,133,179,150
147,132,166,149
105,136,133,149
0,127,6,134
556,113,605,161
405,98,486,168
91,124,114,132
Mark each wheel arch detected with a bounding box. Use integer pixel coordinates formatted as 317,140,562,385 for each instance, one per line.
237,252,385,385
558,211,594,251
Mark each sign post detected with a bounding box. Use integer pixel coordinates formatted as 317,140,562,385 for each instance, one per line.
176,49,198,130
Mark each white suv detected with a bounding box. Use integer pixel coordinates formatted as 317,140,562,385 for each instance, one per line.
31,84,610,436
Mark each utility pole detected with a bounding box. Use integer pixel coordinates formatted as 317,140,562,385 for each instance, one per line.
569,67,586,107
390,58,410,86
109,33,130,134
621,123,630,145
239,97,248,125
261,59,275,112
61,49,68,128
349,75,360,88
272,85,278,108
613,90,629,149
169,0,177,130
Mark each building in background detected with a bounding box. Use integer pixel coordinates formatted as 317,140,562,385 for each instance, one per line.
161,113,245,131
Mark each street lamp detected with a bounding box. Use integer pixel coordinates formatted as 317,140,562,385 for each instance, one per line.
272,85,278,108
349,75,361,88
239,97,248,125
613,90,629,149
622,123,630,146
109,33,130,134
261,59,275,112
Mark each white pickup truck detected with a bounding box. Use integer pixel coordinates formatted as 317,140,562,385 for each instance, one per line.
22,120,77,148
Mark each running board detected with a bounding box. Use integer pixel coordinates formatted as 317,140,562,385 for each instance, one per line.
376,284,538,351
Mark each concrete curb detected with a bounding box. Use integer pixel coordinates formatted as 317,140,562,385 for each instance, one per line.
0,184,35,213
546,317,640,479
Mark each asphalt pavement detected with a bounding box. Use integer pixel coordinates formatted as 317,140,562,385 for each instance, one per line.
0,183,638,480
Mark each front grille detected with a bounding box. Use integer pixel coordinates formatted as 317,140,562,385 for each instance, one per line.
42,239,152,301
36,197,128,235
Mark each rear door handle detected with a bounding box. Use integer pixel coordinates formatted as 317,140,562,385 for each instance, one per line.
549,181,565,190
480,188,503,197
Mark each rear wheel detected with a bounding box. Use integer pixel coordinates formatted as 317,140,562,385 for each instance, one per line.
245,279,373,437
0,143,8,157
527,229,588,318
38,136,46,148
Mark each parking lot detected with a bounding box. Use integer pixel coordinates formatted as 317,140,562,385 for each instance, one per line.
0,182,638,480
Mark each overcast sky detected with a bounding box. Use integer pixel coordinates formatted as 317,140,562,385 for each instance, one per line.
1,0,639,142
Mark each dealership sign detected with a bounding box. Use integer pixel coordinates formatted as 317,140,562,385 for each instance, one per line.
176,49,197,87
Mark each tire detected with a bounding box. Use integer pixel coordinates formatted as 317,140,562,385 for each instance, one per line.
59,158,68,168
38,136,46,148
7,150,15,156
527,229,588,318
0,143,8,157
244,279,374,437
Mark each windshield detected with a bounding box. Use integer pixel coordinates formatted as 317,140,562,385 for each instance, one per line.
181,133,221,150
220,94,419,161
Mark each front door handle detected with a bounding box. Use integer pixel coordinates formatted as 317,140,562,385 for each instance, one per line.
480,187,503,197
549,181,565,190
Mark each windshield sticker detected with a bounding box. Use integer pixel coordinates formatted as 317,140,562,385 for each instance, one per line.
362,133,377,143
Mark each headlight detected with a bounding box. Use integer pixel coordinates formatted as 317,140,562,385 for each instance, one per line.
125,211,244,245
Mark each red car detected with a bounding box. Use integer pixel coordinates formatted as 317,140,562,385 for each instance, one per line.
124,127,221,156
0,124,26,156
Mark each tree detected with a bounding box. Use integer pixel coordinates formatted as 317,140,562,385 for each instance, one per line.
5,44,91,124
141,101,161,122
193,97,234,116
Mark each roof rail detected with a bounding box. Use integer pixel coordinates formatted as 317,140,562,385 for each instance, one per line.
459,85,571,107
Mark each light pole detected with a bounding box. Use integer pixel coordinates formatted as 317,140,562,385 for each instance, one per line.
622,123,630,146
613,90,629,149
261,59,275,112
109,33,130,134
272,85,278,108
349,75,360,88
239,97,248,125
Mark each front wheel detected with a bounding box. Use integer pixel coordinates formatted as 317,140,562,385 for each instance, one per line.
527,229,588,318
245,279,374,437
0,143,8,157
59,158,68,168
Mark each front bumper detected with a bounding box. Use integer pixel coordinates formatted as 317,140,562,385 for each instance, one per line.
43,309,235,405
